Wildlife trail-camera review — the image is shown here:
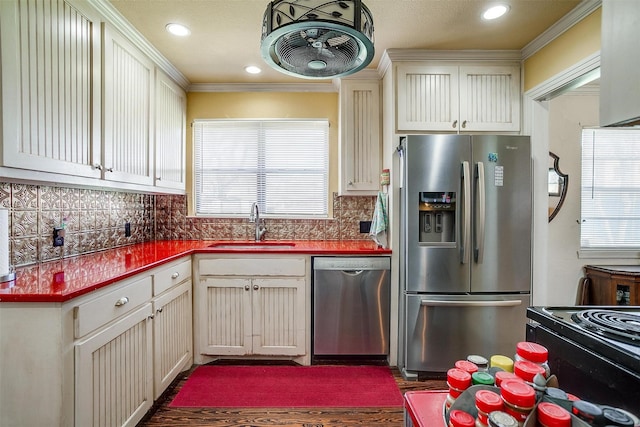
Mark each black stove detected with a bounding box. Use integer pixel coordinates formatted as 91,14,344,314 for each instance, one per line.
527,306,640,414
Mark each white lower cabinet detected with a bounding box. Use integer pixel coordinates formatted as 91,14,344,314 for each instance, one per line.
75,303,154,427
195,255,310,365
0,256,192,427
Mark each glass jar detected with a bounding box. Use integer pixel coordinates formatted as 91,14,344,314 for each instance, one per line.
571,400,603,424
515,341,550,377
494,371,523,388
455,359,479,375
449,410,476,427
467,354,489,371
447,368,472,410
513,360,546,383
490,355,514,373
475,389,504,427
500,379,536,426
488,411,519,427
537,402,571,427
472,371,495,386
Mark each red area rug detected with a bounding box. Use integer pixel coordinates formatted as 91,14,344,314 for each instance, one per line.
169,365,403,408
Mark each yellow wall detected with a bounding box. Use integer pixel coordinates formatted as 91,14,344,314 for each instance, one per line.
186,91,339,214
523,8,601,92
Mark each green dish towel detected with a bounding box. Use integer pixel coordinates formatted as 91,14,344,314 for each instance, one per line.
369,191,388,248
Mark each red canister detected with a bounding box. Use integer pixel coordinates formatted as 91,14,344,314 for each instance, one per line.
475,389,504,426
494,371,524,388
537,402,572,427
515,342,548,363
500,379,536,425
513,360,546,382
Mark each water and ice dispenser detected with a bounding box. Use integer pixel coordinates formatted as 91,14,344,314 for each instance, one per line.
418,192,455,243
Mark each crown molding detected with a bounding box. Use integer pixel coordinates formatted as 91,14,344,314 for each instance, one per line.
521,0,602,60
382,49,522,63
188,83,338,93
86,0,191,90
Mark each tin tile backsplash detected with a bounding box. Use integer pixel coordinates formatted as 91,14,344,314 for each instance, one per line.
1,181,375,267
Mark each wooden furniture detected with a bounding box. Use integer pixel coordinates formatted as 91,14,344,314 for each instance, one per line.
583,265,640,306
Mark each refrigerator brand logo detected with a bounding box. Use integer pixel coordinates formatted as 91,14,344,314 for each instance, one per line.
488,153,498,162
506,146,518,150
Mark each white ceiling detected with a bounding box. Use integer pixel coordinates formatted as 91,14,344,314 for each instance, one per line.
107,0,584,85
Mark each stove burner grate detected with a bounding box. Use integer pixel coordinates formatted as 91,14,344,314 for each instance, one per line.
571,309,640,345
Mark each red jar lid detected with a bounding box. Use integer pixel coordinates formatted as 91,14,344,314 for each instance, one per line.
449,409,476,427
566,393,580,401
514,360,546,382
500,379,536,408
495,371,523,387
475,389,504,414
538,402,572,427
447,368,472,390
516,341,548,363
455,359,479,374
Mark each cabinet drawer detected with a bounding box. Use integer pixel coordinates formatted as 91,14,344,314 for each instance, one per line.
153,259,192,296
199,257,306,276
74,276,153,338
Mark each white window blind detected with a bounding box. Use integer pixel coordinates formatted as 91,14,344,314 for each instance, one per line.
581,128,640,248
194,119,329,217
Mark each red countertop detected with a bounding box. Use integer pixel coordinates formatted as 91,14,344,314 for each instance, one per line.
0,240,390,303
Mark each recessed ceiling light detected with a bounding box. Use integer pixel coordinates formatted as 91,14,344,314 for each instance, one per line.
482,4,510,20
245,66,262,75
165,23,190,36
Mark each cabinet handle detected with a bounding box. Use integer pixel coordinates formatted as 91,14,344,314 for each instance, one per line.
462,120,467,129
245,285,250,291
156,307,163,313
452,120,458,128
148,314,154,320
156,176,162,181
171,272,179,279
253,284,259,291
115,296,129,307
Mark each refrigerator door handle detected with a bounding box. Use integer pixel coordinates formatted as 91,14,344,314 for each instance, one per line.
461,161,471,264
476,162,486,264
420,299,523,307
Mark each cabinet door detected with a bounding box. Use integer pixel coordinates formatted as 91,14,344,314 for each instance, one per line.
155,71,186,190
102,24,155,186
75,303,153,427
152,281,192,399
339,80,381,195
0,0,102,178
458,66,520,132
396,65,459,131
199,277,252,355
252,277,306,356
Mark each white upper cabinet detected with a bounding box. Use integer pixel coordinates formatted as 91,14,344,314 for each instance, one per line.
102,24,155,186
154,71,187,190
339,79,382,195
396,63,520,132
0,0,102,178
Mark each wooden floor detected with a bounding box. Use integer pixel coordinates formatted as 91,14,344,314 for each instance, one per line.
137,364,447,427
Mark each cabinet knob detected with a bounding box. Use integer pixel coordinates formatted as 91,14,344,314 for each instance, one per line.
105,167,114,173
156,307,163,313
147,314,154,320
93,164,103,171
245,285,250,291
115,296,129,307
171,272,179,279
452,120,458,128
462,120,467,129
253,284,259,291
156,176,162,181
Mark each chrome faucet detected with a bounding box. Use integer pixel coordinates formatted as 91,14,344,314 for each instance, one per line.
249,202,267,241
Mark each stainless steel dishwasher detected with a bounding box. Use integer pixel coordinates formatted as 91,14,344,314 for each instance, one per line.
312,256,391,356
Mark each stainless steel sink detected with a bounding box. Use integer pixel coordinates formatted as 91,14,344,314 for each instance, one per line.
208,242,296,249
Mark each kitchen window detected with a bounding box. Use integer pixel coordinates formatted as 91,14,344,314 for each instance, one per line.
581,128,640,250
193,119,329,217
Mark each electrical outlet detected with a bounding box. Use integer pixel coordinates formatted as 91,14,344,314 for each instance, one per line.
124,222,131,237
53,227,65,247
359,221,372,233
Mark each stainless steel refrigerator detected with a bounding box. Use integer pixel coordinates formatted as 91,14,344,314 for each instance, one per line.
399,134,531,379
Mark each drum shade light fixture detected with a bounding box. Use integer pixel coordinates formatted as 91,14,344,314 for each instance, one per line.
260,0,375,79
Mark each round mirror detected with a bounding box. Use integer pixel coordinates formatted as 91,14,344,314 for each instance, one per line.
548,151,568,222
